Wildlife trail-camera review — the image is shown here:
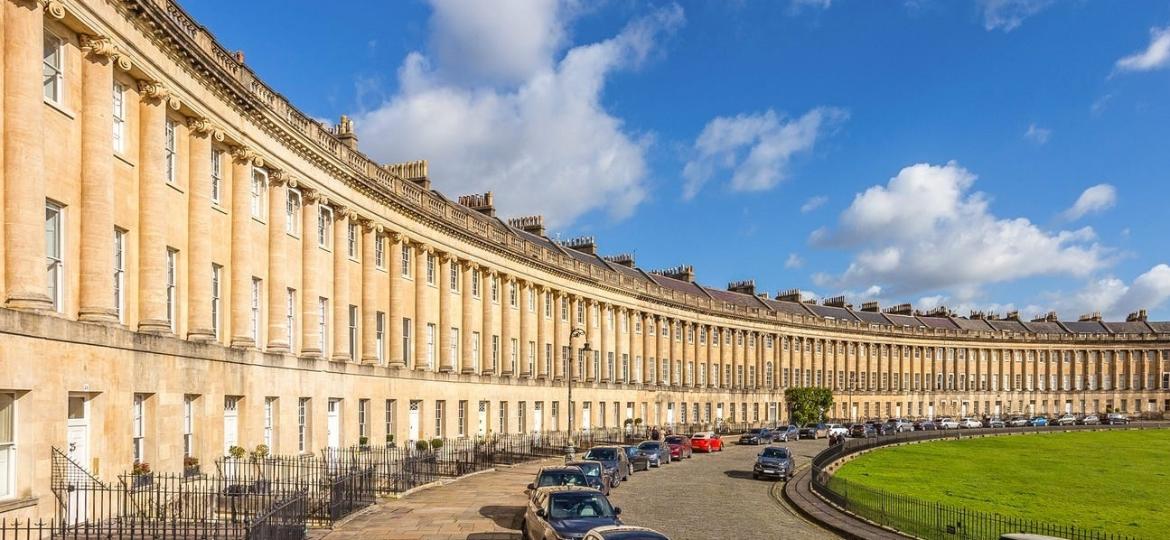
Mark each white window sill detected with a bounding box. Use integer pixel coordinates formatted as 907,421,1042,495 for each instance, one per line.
251,216,267,225
44,98,75,119
166,182,185,195
114,152,136,168
212,204,228,215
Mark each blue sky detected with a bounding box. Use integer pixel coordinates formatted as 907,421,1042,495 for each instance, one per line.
186,0,1170,320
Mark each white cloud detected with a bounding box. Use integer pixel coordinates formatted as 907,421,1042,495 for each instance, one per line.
800,195,828,213
1024,123,1050,144
681,108,847,200
1063,184,1117,221
1052,265,1170,320
789,0,832,13
978,0,1053,31
1114,25,1170,73
812,162,1112,296
785,253,804,269
354,2,685,229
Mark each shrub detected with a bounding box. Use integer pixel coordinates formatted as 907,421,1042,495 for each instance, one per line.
385,434,395,444
228,445,246,459
183,456,199,468
430,438,444,450
251,444,270,459
131,462,151,475
359,436,369,446
415,440,430,451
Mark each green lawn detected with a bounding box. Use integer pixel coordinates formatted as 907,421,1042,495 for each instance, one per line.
833,430,1170,539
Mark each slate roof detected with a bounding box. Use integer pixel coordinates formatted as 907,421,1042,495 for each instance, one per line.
804,304,861,321
759,298,815,317
1104,321,1154,334
884,313,926,328
1021,321,1068,334
1061,320,1108,334
951,318,993,332
919,316,959,329
852,310,891,326
703,286,767,309
986,320,1027,333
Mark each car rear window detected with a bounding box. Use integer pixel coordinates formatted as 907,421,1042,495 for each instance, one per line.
584,448,616,460
665,436,684,443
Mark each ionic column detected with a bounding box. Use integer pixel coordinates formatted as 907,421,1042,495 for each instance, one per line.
553,292,565,380
518,280,531,377
3,0,55,311
482,269,497,374
228,146,257,346
265,172,289,352
300,191,322,357
599,303,611,382
185,118,218,340
414,243,431,371
330,207,350,361
360,220,380,363
461,262,475,373
500,275,515,375
77,35,119,323
536,286,548,379
139,82,180,333
387,233,406,368
438,254,454,373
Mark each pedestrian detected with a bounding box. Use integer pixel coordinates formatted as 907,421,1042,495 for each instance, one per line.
650,427,661,441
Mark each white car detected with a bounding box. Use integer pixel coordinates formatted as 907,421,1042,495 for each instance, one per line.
937,417,960,429
959,417,982,429
826,423,849,437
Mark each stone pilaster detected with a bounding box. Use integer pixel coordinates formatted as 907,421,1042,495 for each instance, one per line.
438,254,454,373
536,287,548,379
265,171,289,352
3,0,54,311
360,220,379,364
300,190,321,357
387,233,406,368
76,35,119,323
518,280,531,377
138,82,180,333
481,269,496,374
228,145,257,346
185,118,218,341
331,206,350,361
461,262,475,373
414,243,430,371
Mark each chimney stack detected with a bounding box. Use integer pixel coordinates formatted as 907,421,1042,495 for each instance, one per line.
861,301,880,312
385,159,429,190
457,192,496,217
775,289,802,303
650,265,695,283
1005,310,1020,321
602,253,636,268
727,280,756,296
883,303,913,315
562,236,597,256
1126,309,1148,322
823,295,847,308
507,215,546,237
1078,312,1102,322
335,115,358,150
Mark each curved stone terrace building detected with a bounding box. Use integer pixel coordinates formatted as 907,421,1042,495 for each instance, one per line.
0,0,1168,518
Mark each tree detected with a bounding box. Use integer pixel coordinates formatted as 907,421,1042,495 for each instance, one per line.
785,387,834,426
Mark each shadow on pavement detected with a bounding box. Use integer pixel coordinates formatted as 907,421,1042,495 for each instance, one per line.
478,505,526,530
466,534,521,540
722,470,757,480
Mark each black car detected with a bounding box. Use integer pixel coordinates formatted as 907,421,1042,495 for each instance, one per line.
522,486,622,540
849,423,876,438
621,445,651,472
583,525,670,540
527,466,590,499
583,446,631,487
739,428,773,445
914,419,937,431
565,460,613,496
635,441,671,467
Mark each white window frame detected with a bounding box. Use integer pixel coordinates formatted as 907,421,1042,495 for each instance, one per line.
402,318,412,366
182,395,195,458
43,32,64,104
318,297,329,352
165,118,177,184
318,206,333,248
112,82,126,153
166,248,178,330
210,150,223,204
426,323,436,370
401,244,412,278
286,188,302,235
375,312,386,363
250,168,267,219
286,288,297,351
347,221,358,259
297,398,309,453
348,304,358,361
132,394,146,464
114,228,126,322
263,397,275,450
374,234,385,269
211,264,222,339
251,277,262,343
46,202,64,312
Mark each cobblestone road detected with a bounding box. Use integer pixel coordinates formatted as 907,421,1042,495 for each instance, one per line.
607,438,841,540
319,438,840,539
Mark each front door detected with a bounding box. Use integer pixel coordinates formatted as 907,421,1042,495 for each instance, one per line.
581,404,591,430
65,395,90,524
533,402,543,433
477,401,488,436
223,397,240,455
408,400,421,441
327,399,341,448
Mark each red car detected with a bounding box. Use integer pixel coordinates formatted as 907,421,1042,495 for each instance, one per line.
690,432,723,453
664,435,693,459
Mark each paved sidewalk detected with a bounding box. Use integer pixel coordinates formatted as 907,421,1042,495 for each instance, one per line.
317,458,560,540
783,465,909,540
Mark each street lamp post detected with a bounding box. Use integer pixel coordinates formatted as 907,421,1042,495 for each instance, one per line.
567,327,589,460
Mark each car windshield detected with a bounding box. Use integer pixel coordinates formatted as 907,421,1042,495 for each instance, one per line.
538,471,586,487
547,492,615,520
761,448,788,459
573,462,601,476
584,448,616,461
638,442,660,450
691,434,707,439
665,436,684,444
623,447,639,457
748,429,763,435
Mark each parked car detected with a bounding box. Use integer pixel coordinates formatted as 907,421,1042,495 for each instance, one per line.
1105,412,1129,425
865,420,889,436
583,446,631,486
583,525,670,540
826,424,849,438
621,445,651,472
739,428,773,445
1076,414,1101,425
1054,414,1077,426
690,432,723,453
937,417,959,429
752,445,795,481
565,460,613,496
664,435,692,460
636,441,671,467
527,466,591,499
773,424,800,442
799,423,828,439
959,417,982,429
1028,416,1049,427
913,419,937,431
884,418,913,433
849,423,876,438
1007,416,1029,427
522,486,622,540
984,417,1006,428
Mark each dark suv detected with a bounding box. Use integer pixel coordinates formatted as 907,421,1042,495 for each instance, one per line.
565,460,613,496
583,446,631,487
739,428,774,445
753,446,795,481
527,466,589,499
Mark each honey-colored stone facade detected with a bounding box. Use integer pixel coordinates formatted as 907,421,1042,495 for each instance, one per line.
0,0,1168,518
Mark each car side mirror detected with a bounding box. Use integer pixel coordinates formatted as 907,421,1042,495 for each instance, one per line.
535,508,547,518
527,482,535,491
757,452,763,457
614,507,622,515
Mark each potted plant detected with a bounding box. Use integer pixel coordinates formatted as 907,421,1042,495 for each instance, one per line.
183,456,200,477
228,445,246,459
385,434,396,447
130,461,153,488
429,438,444,451
250,444,270,460
415,440,430,452
359,436,370,450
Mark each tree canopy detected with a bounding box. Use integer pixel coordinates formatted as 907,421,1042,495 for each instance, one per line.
784,387,834,425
